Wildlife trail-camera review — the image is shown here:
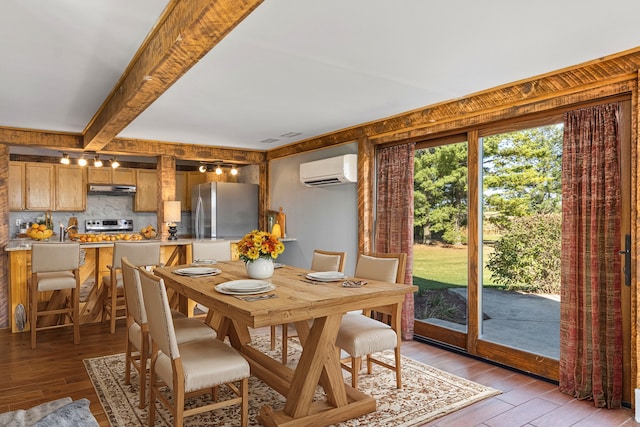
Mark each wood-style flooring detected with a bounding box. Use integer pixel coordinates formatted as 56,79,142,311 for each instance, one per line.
0,320,637,426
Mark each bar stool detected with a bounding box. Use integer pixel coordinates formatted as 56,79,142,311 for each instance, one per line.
30,242,81,349
102,241,161,334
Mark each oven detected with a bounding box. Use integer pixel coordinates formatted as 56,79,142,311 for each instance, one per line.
85,219,134,234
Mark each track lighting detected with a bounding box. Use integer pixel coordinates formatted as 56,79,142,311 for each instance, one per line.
198,164,207,173
60,153,70,165
77,157,87,167
215,165,223,175
110,158,120,169
93,156,103,167
230,165,238,176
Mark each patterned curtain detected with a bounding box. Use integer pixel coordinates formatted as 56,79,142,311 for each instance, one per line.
559,103,622,408
375,143,415,339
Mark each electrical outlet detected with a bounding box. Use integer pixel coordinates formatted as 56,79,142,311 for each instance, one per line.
16,218,22,227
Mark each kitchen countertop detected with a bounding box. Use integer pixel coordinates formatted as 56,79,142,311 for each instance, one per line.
4,238,194,251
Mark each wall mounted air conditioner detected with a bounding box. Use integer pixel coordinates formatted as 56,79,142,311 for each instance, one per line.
299,154,357,187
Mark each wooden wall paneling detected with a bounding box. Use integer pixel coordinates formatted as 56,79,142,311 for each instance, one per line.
1,144,10,328
357,137,374,255
83,0,264,151
158,155,176,239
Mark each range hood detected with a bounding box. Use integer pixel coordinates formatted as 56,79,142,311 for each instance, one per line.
88,184,137,195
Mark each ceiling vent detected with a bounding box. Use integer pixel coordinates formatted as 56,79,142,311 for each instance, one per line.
299,154,357,187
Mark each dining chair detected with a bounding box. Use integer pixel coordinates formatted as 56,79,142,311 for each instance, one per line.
121,257,217,409
138,268,250,427
192,240,232,317
29,242,81,349
273,249,347,364
102,241,161,334
191,240,232,263
335,252,407,389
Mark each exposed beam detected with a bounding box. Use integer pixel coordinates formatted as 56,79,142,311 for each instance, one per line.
0,127,83,150
83,0,264,152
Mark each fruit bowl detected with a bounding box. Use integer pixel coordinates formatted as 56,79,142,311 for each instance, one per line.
27,224,53,240
140,225,157,239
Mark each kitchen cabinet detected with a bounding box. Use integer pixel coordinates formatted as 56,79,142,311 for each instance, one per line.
175,171,206,211
9,162,25,210
25,163,54,210
55,165,86,211
135,169,157,212
88,167,136,185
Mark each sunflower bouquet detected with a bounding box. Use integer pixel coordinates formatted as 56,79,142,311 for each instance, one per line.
237,230,285,263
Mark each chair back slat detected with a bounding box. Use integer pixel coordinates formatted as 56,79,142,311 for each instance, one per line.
192,241,232,261
354,252,407,284
31,243,80,273
121,257,147,324
112,241,161,269
311,250,346,272
138,268,180,359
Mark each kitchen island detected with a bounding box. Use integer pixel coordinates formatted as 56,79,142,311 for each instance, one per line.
5,239,216,333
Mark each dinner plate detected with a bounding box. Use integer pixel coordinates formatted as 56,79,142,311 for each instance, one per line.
174,267,221,276
306,271,346,282
215,280,275,295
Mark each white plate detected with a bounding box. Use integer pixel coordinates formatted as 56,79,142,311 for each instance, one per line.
192,259,217,265
306,271,346,282
215,280,275,295
274,263,284,269
174,267,221,276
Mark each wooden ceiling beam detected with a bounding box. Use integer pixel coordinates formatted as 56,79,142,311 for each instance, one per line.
0,127,83,150
82,0,263,152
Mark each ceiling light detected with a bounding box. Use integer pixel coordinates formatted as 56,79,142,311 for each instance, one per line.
198,164,207,173
60,153,70,165
77,157,87,167
93,156,103,167
230,165,238,176
110,158,120,169
215,165,223,175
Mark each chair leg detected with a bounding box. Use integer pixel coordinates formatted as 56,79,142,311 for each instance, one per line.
270,325,277,350
394,346,402,389
30,279,37,349
240,377,248,427
351,356,361,388
282,323,288,364
124,339,132,385
109,287,117,334
148,360,157,427
138,330,149,409
72,284,80,345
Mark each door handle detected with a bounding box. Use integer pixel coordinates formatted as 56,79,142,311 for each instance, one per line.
619,234,631,286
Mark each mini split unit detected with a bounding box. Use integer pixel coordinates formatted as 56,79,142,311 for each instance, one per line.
299,154,357,187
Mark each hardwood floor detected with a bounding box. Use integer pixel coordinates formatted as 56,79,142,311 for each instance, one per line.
0,320,637,426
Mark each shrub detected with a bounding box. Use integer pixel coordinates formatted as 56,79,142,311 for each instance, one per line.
486,213,561,293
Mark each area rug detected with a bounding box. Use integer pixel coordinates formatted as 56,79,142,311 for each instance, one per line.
84,335,500,426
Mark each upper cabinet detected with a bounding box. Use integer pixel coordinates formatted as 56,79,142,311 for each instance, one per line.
25,163,54,211
55,165,86,211
9,162,25,211
135,169,157,212
175,171,206,211
88,167,135,185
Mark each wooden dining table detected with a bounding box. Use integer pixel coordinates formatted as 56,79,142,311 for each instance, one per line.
154,261,416,427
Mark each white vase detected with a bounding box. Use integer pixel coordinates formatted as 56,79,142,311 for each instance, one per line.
245,258,274,279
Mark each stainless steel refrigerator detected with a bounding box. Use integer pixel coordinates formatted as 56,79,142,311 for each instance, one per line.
191,182,259,239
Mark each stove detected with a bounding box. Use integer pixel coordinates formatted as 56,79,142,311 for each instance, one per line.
85,219,134,234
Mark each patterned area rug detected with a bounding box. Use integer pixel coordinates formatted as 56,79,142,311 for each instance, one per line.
84,335,500,426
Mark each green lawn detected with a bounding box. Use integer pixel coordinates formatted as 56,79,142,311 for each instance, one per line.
412,244,498,292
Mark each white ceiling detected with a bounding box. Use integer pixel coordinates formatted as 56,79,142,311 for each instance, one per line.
3,0,640,152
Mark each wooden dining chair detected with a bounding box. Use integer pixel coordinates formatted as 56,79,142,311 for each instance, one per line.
273,249,347,364
336,252,407,389
121,257,217,409
191,240,232,263
29,242,81,349
138,268,250,427
102,241,161,334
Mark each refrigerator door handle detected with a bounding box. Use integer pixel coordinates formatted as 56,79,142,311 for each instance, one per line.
195,196,204,239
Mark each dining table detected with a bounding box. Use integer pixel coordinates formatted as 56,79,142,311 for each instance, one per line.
154,260,417,427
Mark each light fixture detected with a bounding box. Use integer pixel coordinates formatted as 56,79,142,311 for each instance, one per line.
230,165,238,176
198,164,207,173
77,157,87,167
215,165,223,175
164,200,181,240
110,158,120,169
60,153,70,165
93,156,103,167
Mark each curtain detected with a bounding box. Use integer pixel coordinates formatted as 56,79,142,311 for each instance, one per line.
559,103,622,408
375,143,415,340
